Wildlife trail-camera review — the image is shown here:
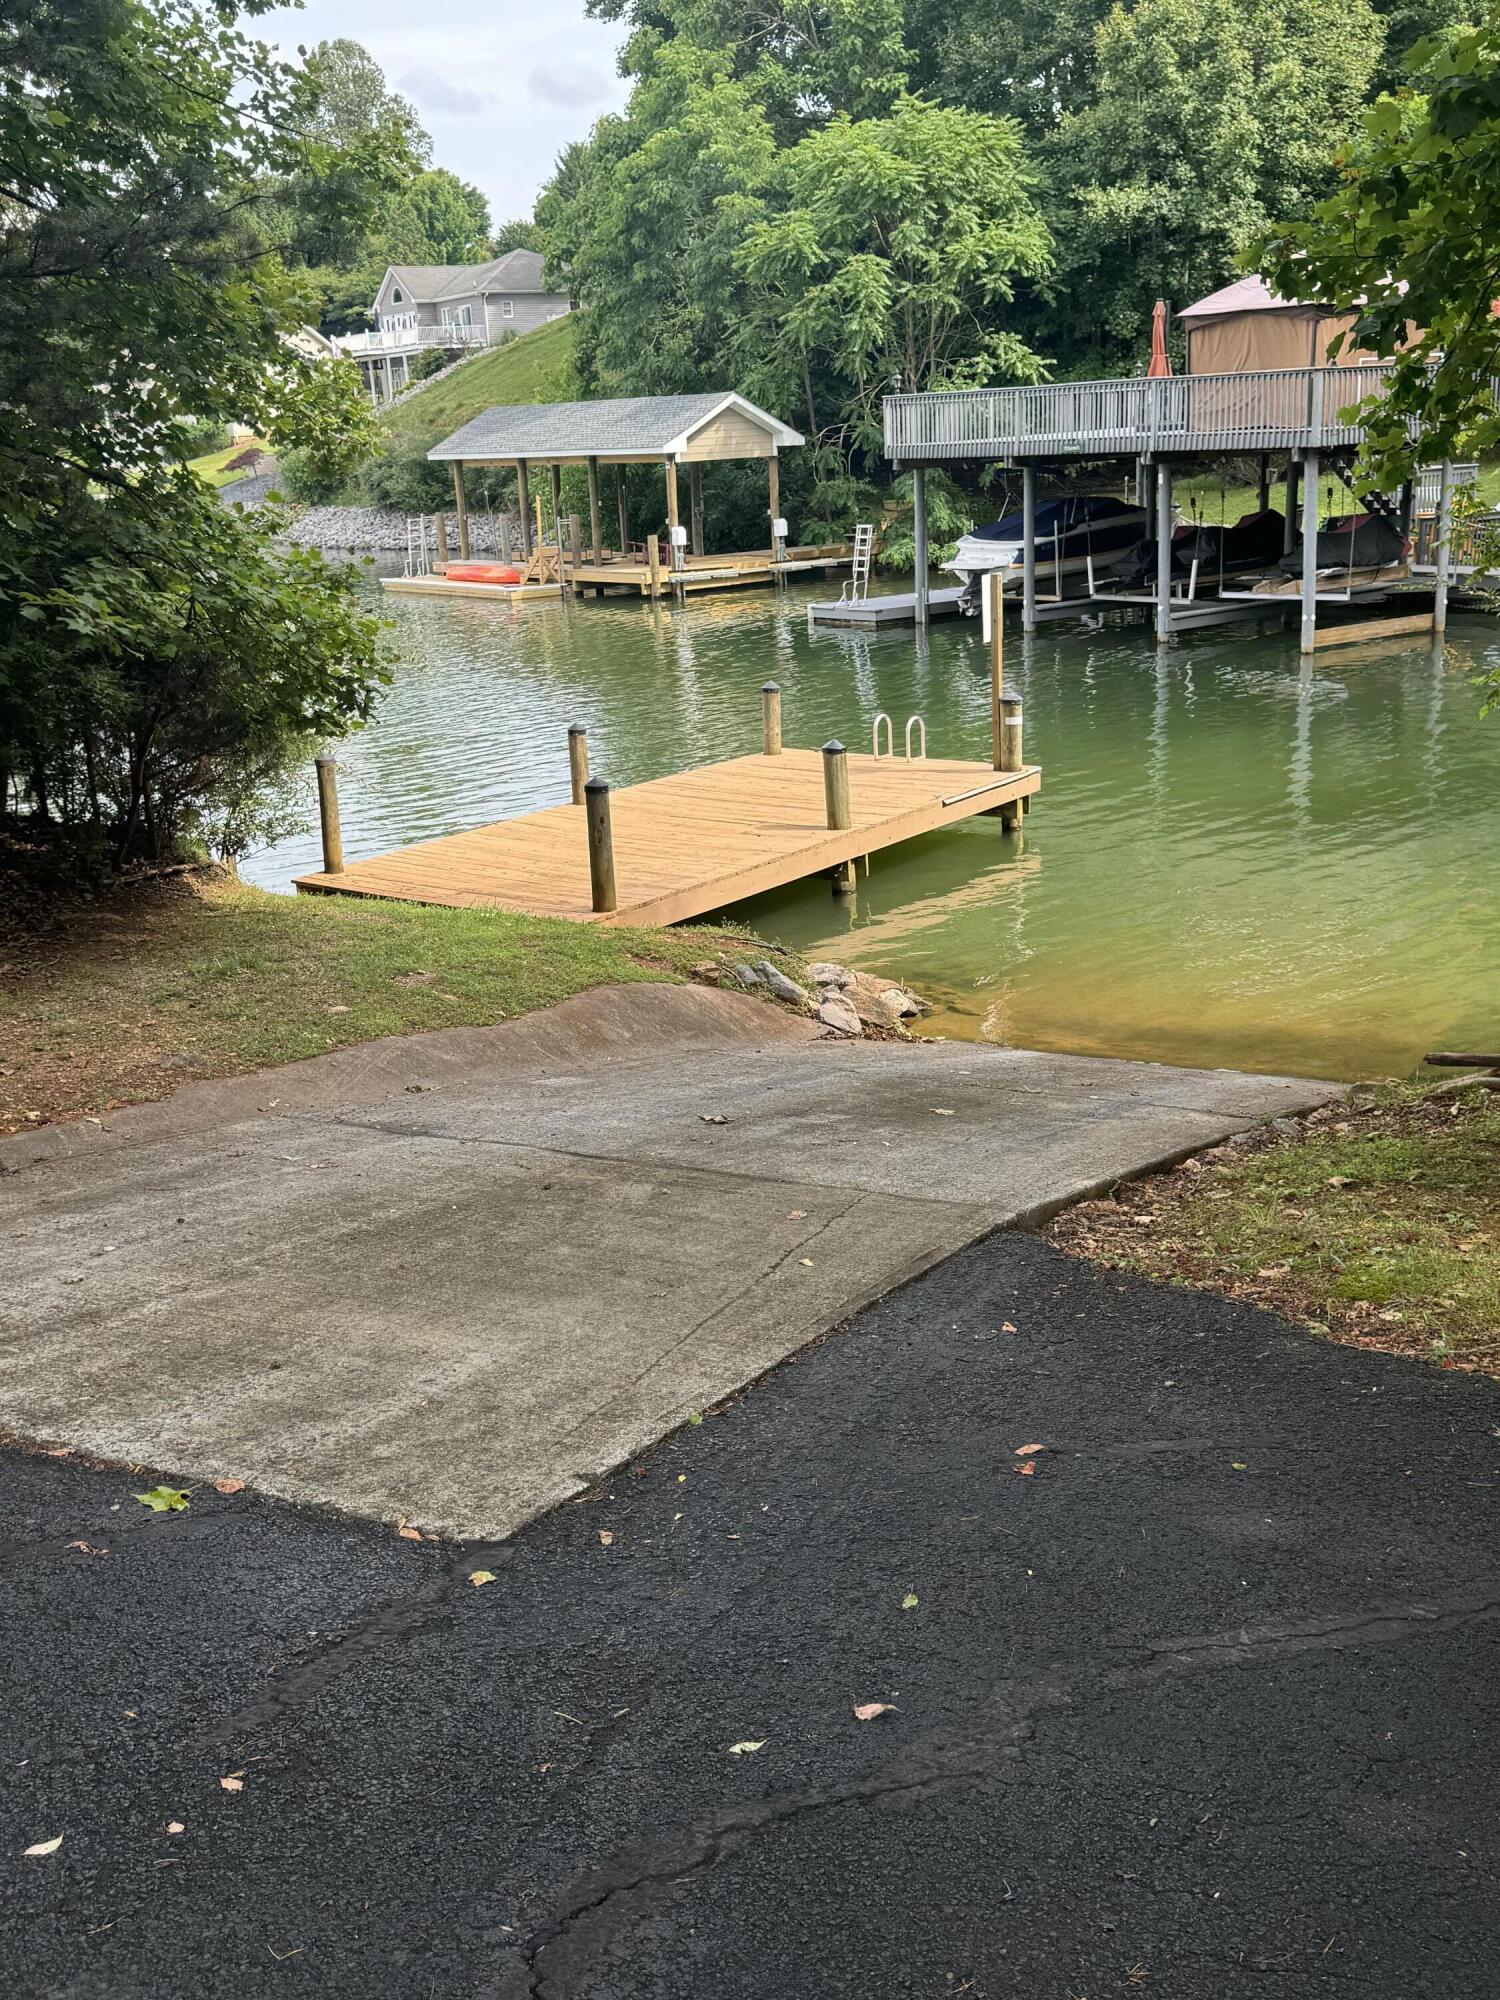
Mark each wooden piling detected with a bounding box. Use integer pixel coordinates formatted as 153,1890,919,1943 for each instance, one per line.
999,696,1024,830
516,461,533,557
584,777,617,915
822,740,855,896
435,511,449,568
664,460,682,573
615,466,630,559
767,458,780,560
688,464,705,557
987,572,1004,769
314,755,344,875
568,724,590,805
586,456,604,564
647,535,662,599
761,681,782,757
451,464,470,560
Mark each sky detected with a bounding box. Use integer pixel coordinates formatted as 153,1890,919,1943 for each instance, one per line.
261,0,632,224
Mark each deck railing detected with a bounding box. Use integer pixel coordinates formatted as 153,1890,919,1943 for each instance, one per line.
337,324,489,358
883,365,1407,462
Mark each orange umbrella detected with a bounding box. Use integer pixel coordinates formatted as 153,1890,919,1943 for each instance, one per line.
1147,298,1171,377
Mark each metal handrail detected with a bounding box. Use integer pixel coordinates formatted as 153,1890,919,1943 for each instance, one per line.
883,364,1420,461
905,716,927,761
872,712,894,758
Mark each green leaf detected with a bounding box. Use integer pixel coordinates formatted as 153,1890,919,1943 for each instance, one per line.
134,1486,191,1513
900,1592,919,1611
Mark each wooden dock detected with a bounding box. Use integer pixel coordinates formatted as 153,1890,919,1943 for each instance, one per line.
296,747,1040,927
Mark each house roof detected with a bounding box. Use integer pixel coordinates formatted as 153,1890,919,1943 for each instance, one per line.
428,393,805,464
382,251,554,305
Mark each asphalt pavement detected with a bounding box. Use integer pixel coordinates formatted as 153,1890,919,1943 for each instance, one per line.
5,1231,1499,1998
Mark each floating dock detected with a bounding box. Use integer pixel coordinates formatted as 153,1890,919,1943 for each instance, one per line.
296,747,1039,927
808,586,965,628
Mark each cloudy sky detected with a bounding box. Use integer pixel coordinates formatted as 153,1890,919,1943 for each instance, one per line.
261,0,631,224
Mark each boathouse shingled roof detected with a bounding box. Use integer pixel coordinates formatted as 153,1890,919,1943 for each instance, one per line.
427,393,804,464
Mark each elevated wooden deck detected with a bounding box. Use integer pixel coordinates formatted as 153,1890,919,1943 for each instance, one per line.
296,748,1040,927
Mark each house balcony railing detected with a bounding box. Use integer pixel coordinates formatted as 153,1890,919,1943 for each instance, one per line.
336,323,489,359
883,364,1418,463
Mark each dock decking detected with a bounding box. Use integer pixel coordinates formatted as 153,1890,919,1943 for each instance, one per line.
296,748,1040,927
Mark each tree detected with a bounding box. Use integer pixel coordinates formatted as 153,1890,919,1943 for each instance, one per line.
1048,0,1382,363
388,169,492,263
492,218,546,254
0,0,386,875
736,96,1051,449
1261,4,1500,487
299,38,430,162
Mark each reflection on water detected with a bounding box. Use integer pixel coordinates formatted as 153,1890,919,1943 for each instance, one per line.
245,561,1500,1081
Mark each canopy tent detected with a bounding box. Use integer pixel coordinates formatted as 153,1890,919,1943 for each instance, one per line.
1178,276,1389,376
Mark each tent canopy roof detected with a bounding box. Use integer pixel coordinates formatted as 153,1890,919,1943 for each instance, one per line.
1177,276,1324,322
428,392,804,465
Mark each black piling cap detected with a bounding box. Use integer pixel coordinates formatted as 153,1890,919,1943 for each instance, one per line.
822,739,846,756
569,722,587,737
584,775,610,796
761,680,780,693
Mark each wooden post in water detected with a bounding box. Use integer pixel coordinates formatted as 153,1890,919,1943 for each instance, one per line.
586,456,604,564
615,466,630,559
516,461,533,558
435,511,449,569
314,755,344,875
822,740,855,897
568,724,590,805
761,681,782,756
585,778,617,915
451,464,470,560
688,464,705,557
647,535,662,599
1434,458,1454,635
987,572,1004,768
767,458,780,561
664,460,682,574
912,467,929,626
999,696,1024,831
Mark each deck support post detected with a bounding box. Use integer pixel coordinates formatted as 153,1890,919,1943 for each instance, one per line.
1434,458,1454,635
767,457,780,561
999,696,1024,830
1257,454,1271,515
1021,464,1037,634
615,466,630,559
451,464,470,560
912,467,930,626
568,725,590,806
586,456,603,565
550,465,565,584
1154,460,1173,642
1283,461,1299,556
1299,448,1320,654
584,778,617,915
822,739,856,896
664,459,683,573
435,510,448,568
314,755,343,875
761,681,782,756
688,464,705,557
516,461,533,558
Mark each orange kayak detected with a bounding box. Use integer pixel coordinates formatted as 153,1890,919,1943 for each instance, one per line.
445,563,523,585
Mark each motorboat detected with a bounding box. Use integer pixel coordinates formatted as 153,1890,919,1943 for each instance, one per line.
946,495,1149,609
1113,508,1287,591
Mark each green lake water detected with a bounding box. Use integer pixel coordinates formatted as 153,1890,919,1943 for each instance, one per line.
244,567,1500,1081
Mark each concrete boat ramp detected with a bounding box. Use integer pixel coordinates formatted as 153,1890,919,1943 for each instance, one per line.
2,986,1332,1538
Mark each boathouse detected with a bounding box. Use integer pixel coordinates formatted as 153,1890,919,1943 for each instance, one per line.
885,285,1466,653
421,393,851,598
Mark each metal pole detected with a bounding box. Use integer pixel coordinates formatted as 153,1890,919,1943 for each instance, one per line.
761,681,782,757
314,755,343,875
912,468,929,626
1300,449,1320,655
584,777,616,915
822,739,855,896
1155,459,1173,642
1434,458,1454,635
1021,463,1038,634
567,724,589,805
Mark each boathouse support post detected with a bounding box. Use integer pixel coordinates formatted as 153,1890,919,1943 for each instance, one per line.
767,457,780,562
822,740,856,896
435,511,448,567
1021,463,1038,634
585,778,617,915
1283,461,1299,556
1154,460,1173,642
688,464,705,557
1434,458,1454,635
586,456,603,565
568,725,590,805
761,682,782,756
616,466,630,559
1299,448,1320,654
516,461,533,558
664,460,683,571
912,468,930,626
451,464,471,560
314,756,343,876
550,464,564,576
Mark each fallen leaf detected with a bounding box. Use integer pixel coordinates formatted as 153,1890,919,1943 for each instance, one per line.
24,1836,63,1857
469,1570,496,1587
799,1257,814,1267
1327,1175,1353,1188
1231,1462,1248,1471
900,1592,919,1611
727,1740,766,1756
134,1486,190,1513
213,1478,246,1496
853,1702,897,1722
395,1520,423,1542
219,1776,243,1793
1014,1460,1037,1477
598,1530,614,1546
786,1209,807,1220
699,1113,729,1125
165,1822,185,1836
1013,1444,1044,1457
687,1411,703,1425
67,1540,107,1555
1000,1321,1018,1333
932,1108,956,1116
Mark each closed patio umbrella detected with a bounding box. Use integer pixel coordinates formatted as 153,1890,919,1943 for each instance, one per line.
1147,298,1171,377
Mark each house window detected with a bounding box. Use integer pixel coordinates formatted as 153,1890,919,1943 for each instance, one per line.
442,304,473,328
392,288,404,304
501,299,515,319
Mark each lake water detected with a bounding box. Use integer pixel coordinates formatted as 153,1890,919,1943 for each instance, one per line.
244,565,1500,1081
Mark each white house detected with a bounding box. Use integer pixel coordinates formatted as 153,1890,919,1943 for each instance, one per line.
337,250,573,401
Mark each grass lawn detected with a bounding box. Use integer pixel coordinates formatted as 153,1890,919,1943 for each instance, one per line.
185,438,271,488
0,872,790,1136
1047,1085,1500,1374
380,317,577,455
